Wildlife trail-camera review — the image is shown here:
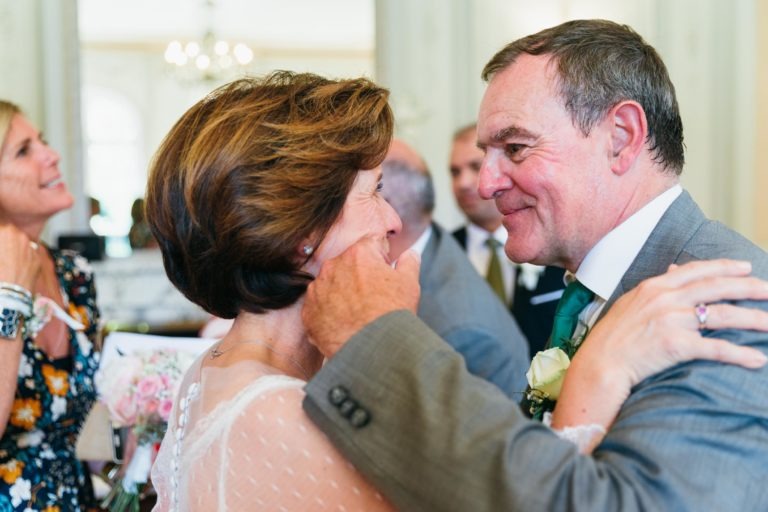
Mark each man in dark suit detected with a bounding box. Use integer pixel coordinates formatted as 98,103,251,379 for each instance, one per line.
381,139,529,394
301,20,768,511
450,123,564,355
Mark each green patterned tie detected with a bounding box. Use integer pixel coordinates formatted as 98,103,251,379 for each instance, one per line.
548,279,595,350
485,238,507,303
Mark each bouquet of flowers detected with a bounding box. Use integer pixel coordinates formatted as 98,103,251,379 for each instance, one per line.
95,349,195,511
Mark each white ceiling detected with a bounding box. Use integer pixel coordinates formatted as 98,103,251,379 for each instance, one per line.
78,0,375,49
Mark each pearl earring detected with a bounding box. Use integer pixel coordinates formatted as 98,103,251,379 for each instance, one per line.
302,245,314,256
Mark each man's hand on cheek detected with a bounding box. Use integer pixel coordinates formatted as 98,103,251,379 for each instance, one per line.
302,236,421,358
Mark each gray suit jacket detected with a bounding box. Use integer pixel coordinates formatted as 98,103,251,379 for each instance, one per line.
417,223,529,395
304,192,768,511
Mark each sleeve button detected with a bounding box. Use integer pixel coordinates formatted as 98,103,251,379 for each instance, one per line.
349,408,371,428
328,386,349,406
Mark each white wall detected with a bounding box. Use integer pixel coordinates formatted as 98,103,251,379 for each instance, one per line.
376,0,759,237
0,0,762,244
0,0,88,242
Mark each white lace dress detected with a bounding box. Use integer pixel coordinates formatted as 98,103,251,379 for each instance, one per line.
151,356,393,511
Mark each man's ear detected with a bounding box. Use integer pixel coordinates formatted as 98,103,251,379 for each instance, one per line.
609,100,648,176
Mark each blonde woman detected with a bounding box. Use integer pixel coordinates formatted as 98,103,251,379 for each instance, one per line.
0,101,101,511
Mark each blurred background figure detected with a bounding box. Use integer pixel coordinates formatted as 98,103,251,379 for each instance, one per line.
382,139,529,394
128,198,157,250
88,196,108,235
449,123,565,356
0,100,102,511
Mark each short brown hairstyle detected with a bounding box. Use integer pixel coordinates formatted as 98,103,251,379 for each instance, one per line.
145,72,393,317
482,19,684,174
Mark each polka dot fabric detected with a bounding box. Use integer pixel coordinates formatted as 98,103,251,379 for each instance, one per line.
151,359,393,511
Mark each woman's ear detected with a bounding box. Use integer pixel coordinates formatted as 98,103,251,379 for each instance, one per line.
609,100,647,176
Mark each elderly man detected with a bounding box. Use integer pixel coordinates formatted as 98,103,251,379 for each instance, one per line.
450,123,565,355
382,139,529,395
301,20,768,511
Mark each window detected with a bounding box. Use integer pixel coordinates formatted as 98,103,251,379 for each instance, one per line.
83,86,144,256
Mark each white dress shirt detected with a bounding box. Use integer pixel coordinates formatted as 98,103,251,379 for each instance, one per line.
571,184,683,339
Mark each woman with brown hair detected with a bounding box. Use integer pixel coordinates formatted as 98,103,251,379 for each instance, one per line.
146,71,768,510
147,72,399,511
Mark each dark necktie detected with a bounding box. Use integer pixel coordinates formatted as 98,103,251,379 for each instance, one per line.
485,238,507,303
547,279,594,350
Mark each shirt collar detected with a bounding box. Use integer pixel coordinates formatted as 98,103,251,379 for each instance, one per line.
409,225,433,256
575,185,682,301
466,222,506,252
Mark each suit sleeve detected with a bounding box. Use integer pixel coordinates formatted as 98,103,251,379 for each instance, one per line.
303,310,768,512
440,324,528,398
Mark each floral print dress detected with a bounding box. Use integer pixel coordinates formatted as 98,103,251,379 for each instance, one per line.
0,249,101,512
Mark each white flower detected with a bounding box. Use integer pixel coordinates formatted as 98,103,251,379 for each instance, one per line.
96,354,143,400
526,347,571,400
73,254,94,276
10,478,31,507
17,430,44,448
51,396,67,421
18,355,33,378
123,443,154,490
76,331,92,357
40,446,55,460
517,263,546,291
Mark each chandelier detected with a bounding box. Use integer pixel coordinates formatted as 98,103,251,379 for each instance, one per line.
163,1,254,84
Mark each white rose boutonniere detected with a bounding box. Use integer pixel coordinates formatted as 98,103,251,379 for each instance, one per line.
526,347,571,400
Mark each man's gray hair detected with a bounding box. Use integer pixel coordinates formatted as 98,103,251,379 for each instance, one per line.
482,19,684,174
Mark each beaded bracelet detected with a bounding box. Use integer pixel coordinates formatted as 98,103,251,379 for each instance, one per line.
0,283,33,340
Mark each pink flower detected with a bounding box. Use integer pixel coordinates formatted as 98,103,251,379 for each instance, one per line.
110,395,138,427
160,374,173,390
136,375,163,399
96,355,143,405
158,399,174,422
97,349,196,431
140,397,159,416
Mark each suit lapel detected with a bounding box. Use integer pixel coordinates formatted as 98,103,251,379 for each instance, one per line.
601,191,707,317
452,226,468,250
418,224,441,288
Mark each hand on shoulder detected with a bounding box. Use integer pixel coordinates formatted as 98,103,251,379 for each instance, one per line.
553,258,768,433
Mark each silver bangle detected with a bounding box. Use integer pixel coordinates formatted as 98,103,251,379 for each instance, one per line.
0,307,23,339
0,289,32,311
0,282,32,303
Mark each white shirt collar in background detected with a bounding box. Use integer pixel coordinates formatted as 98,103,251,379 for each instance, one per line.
409,225,433,256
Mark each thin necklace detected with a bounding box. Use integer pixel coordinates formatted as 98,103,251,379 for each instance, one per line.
209,339,311,380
